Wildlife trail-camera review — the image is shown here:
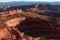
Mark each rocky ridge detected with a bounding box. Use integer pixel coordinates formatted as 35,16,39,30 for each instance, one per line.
0,4,60,40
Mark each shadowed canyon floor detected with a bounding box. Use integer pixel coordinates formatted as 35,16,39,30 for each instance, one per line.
0,4,60,40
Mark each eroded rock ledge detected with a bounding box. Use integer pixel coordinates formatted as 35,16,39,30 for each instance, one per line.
0,8,59,40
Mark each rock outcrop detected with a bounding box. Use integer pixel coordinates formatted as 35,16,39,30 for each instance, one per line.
0,4,60,40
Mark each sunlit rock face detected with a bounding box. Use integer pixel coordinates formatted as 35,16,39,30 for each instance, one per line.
0,28,7,39
0,28,12,39
6,18,26,27
0,4,60,40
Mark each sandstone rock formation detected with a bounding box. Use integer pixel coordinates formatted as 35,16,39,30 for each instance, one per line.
6,18,26,27
0,4,60,40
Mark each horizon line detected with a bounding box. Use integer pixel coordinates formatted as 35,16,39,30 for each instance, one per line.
0,1,60,2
